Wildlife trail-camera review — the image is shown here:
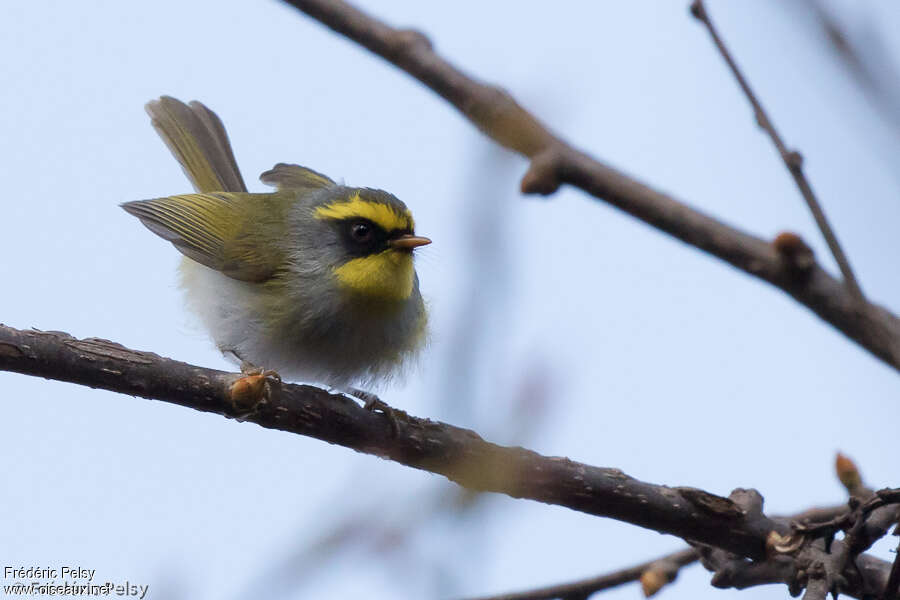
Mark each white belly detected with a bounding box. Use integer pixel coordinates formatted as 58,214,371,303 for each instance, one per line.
178,257,426,388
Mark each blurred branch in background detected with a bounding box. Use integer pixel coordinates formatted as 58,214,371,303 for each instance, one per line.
801,0,900,145
691,0,864,302
230,485,471,599
0,325,896,599
279,0,900,372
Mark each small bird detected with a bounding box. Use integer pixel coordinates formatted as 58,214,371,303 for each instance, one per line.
123,97,430,400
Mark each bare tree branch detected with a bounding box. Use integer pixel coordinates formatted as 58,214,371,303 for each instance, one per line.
803,0,900,145
775,486,900,599
882,536,900,600
0,324,781,557
460,548,698,600
468,497,864,600
816,462,900,599
0,323,893,599
277,0,900,372
689,0,865,302
699,546,795,591
698,538,891,599
790,504,856,526
795,488,900,540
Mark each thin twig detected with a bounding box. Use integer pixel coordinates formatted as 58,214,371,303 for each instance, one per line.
690,0,865,302
795,488,900,538
790,504,855,526
867,490,900,513
278,0,900,371
460,548,698,600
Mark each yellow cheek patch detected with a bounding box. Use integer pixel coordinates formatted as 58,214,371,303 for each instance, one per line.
314,193,414,231
332,250,415,301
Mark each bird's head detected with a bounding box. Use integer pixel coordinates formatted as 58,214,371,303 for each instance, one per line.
299,188,430,302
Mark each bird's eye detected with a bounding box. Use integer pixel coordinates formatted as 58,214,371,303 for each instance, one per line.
350,222,374,244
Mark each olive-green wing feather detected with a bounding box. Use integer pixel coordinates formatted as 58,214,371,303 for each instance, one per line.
146,96,248,193
260,163,334,192
122,193,287,282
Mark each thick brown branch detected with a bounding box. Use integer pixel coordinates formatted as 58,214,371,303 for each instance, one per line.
690,0,864,302
0,324,779,557
279,0,900,372
0,323,893,599
461,548,698,600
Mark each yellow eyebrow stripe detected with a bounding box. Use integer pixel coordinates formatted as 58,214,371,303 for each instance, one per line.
314,193,413,231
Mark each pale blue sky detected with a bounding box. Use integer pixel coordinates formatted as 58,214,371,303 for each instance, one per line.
1,1,898,599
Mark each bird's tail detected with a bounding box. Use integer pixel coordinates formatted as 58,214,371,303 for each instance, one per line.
145,96,247,193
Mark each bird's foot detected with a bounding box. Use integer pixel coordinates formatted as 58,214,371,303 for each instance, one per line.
346,387,401,437
229,363,281,421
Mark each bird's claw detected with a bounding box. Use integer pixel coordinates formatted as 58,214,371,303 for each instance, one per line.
347,388,401,437
230,366,281,420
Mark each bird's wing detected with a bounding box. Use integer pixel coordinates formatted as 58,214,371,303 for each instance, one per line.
146,96,248,193
260,163,334,192
122,193,286,282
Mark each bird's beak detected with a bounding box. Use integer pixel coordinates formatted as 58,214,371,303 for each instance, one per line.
389,235,432,250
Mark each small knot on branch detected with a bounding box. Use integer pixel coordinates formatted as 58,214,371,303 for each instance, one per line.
729,487,765,516
392,28,433,53
689,0,708,22
773,231,815,278
521,148,565,195
785,150,805,172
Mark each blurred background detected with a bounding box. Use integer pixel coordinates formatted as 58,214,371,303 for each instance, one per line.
1,1,899,598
